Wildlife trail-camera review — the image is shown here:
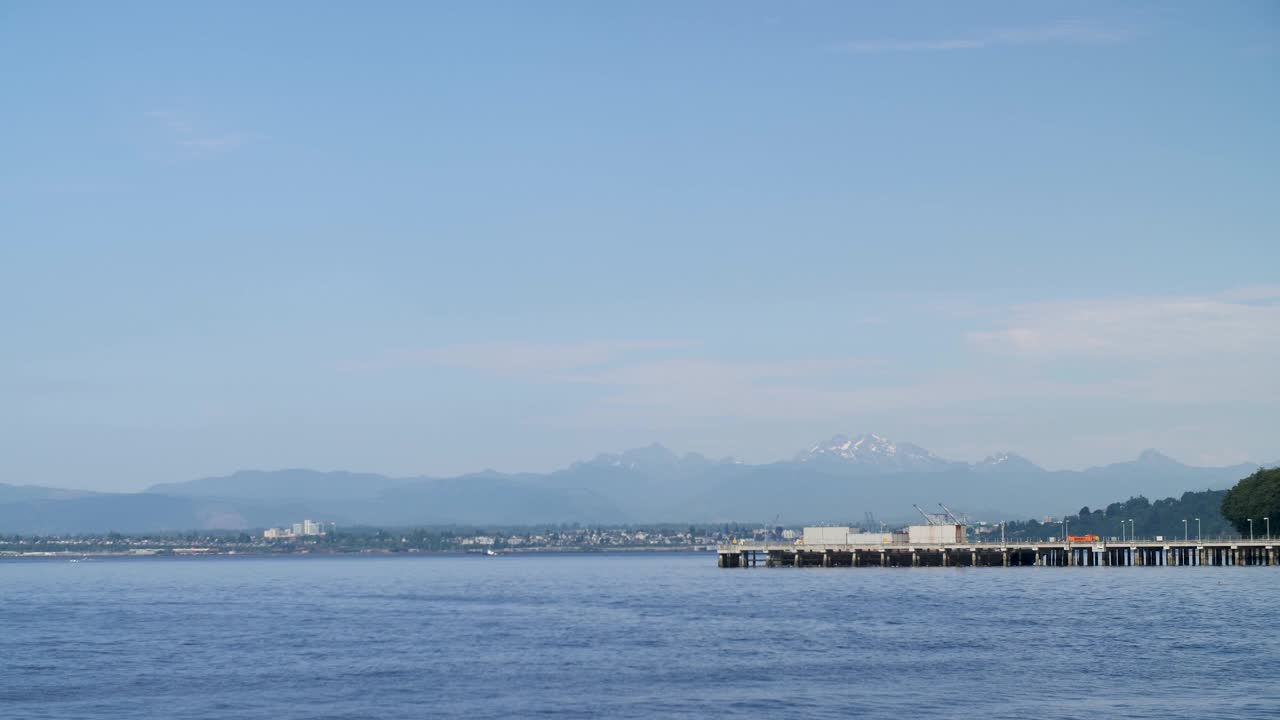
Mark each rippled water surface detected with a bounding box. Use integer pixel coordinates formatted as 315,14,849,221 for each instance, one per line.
2,554,1278,719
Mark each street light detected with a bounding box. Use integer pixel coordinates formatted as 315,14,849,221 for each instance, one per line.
1195,518,1201,544
1266,517,1271,540
1129,519,1135,542
1121,521,1126,542
1248,519,1254,541
1183,519,1188,543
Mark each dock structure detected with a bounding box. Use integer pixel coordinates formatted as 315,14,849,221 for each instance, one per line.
716,540,1280,568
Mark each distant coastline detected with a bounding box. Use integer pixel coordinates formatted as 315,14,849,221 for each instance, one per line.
1,546,715,560
4,443,1269,536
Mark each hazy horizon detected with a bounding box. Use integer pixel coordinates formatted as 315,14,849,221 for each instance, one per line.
10,434,1277,496
3,2,1278,493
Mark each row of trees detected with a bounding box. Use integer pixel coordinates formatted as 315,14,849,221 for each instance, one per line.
1220,467,1280,537
996,467,1279,542
1000,490,1235,542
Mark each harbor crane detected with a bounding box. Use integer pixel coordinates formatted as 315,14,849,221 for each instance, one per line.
915,503,965,526
938,503,966,525
864,512,880,532
768,514,783,541
914,504,940,525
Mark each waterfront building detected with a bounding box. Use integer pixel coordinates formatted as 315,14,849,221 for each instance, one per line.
263,519,331,540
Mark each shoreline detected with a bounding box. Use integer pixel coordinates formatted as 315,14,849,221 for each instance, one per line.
0,546,716,560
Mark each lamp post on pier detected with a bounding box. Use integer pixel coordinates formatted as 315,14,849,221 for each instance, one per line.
1248,519,1254,541
1128,519,1135,542
1195,518,1201,544
1121,521,1126,542
1183,519,1188,544
1266,517,1271,540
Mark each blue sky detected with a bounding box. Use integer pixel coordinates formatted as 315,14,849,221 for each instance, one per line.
2,2,1278,491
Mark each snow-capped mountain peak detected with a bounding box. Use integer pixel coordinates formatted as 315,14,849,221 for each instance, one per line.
572,443,720,472
975,452,1044,473
808,433,894,457
796,433,953,471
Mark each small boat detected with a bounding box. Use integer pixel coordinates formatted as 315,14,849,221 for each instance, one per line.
485,549,500,556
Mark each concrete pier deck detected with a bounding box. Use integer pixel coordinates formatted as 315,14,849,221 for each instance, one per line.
716,539,1279,568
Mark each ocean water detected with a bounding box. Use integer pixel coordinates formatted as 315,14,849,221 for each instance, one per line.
2,553,1278,719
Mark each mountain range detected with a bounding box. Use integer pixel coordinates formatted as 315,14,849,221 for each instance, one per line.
0,434,1272,534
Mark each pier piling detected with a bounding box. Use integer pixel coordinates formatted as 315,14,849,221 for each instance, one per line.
719,539,1279,570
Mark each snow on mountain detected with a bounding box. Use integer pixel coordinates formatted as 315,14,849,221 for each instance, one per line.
795,434,956,472
974,452,1045,473
573,443,718,472
795,435,1052,474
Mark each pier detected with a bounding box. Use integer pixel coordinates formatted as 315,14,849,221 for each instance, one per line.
716,539,1280,568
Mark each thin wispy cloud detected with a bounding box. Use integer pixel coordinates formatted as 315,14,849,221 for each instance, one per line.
365,289,1276,456
334,287,1277,470
358,287,1279,424
145,109,251,154
967,290,1280,359
843,19,1129,53
1218,285,1280,303
145,110,194,135
844,38,987,53
176,135,247,151
345,340,687,376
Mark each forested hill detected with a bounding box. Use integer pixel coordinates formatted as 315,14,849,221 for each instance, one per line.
1002,490,1233,542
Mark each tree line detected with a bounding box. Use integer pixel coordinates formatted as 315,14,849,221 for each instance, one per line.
1000,489,1235,542
996,466,1279,542
1220,467,1280,537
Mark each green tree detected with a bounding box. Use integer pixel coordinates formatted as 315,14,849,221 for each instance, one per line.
1221,468,1280,537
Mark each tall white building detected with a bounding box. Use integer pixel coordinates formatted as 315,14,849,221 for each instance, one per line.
264,519,331,539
